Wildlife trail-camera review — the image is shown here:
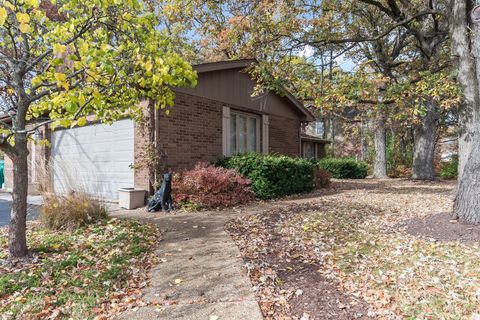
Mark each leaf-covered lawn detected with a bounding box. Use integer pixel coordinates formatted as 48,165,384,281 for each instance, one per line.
0,219,160,319
227,179,480,319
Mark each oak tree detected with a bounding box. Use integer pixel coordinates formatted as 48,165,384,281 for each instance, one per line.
451,0,480,223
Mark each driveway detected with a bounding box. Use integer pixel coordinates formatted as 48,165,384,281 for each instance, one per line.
0,193,41,227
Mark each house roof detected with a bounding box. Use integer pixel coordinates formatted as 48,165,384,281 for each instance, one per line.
301,134,331,144
193,59,315,122
193,59,257,73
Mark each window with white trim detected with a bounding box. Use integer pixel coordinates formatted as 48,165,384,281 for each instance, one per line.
229,112,261,155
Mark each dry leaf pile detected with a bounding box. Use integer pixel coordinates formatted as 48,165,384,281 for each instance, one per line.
227,179,480,319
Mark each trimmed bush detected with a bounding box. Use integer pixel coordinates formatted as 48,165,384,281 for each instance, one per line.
218,153,316,199
172,163,255,209
315,169,332,189
41,192,108,230
439,157,458,180
318,157,368,179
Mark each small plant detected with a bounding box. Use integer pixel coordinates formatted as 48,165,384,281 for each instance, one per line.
41,192,108,230
386,133,414,177
218,153,316,199
172,163,255,209
315,169,332,189
176,199,204,211
318,157,369,179
35,158,108,230
129,113,167,190
438,157,458,180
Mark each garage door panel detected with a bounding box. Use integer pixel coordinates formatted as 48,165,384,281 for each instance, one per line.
51,119,135,201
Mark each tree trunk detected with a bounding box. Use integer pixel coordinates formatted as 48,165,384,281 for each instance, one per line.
373,113,388,178
451,0,480,222
8,137,29,258
412,101,439,180
454,137,480,223
452,0,480,179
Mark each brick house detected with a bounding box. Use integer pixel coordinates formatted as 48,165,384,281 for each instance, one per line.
4,59,329,200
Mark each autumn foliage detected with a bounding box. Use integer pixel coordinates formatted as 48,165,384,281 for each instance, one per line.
41,192,108,230
172,163,255,209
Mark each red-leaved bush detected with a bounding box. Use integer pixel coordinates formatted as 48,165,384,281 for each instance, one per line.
172,163,255,209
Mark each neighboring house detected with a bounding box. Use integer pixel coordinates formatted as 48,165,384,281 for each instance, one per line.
306,105,367,160
4,59,329,201
302,119,330,159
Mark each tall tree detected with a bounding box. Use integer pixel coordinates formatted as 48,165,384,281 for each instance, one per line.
451,0,480,223
171,0,455,179
0,0,197,257
317,0,451,180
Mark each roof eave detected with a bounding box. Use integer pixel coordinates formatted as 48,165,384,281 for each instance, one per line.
193,59,257,73
301,134,331,144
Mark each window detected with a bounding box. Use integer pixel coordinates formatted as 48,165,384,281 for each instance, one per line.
314,120,324,137
303,142,316,159
229,112,260,155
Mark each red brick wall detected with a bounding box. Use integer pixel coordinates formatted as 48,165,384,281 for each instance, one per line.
132,92,303,189
154,92,302,170
269,114,301,157
156,92,223,170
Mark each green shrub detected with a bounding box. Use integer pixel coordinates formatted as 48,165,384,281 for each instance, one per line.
439,157,458,180
318,157,369,179
218,153,316,199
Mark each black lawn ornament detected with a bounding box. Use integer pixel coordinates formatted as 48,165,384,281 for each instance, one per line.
146,173,173,212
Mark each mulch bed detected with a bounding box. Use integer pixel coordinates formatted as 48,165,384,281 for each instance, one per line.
225,203,372,320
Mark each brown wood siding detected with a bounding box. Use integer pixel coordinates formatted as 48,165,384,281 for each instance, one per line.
175,68,306,121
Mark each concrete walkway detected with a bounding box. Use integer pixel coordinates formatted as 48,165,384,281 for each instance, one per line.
111,205,273,320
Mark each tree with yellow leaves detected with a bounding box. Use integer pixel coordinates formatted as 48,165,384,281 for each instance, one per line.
0,0,197,257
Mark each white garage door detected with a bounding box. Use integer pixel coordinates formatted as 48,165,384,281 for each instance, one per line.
51,119,135,201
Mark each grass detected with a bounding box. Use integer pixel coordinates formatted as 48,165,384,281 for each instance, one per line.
0,219,160,319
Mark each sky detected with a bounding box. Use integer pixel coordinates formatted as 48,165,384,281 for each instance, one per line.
299,45,356,72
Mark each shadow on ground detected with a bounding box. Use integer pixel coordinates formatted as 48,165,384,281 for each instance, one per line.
399,212,480,243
